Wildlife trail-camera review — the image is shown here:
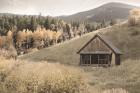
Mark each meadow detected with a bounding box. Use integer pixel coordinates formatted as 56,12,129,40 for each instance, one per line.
0,56,134,93
20,22,140,93
1,8,140,93
0,57,90,93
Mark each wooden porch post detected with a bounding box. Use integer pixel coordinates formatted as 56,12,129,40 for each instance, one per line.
98,55,99,67
107,55,110,67
90,54,91,65
80,55,82,65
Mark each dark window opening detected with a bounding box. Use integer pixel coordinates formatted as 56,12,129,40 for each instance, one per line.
81,54,110,65
82,54,90,64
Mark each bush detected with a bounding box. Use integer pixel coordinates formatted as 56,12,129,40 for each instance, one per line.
0,58,89,93
130,30,140,36
128,8,140,26
128,16,137,26
0,47,17,60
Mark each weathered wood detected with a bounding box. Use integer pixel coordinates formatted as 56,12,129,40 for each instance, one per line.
90,55,91,65
80,37,111,53
115,54,121,65
78,34,122,67
80,55,82,65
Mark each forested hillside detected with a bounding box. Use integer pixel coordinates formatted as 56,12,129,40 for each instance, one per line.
59,2,137,23
0,11,118,56
20,8,140,64
0,14,99,55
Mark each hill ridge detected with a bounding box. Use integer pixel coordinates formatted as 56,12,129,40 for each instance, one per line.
59,2,138,22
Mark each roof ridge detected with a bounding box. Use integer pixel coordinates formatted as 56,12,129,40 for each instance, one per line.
77,34,122,54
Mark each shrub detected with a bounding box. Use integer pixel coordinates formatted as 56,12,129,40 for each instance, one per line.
128,8,140,26
130,30,140,36
0,58,90,93
0,46,17,60
128,16,137,26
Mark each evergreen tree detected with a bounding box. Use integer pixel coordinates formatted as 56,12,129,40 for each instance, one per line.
44,18,50,29
30,16,37,31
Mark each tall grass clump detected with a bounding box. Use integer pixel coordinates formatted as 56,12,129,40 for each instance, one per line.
88,59,140,93
0,57,89,93
103,88,129,93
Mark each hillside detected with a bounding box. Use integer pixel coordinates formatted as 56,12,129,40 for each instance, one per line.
20,23,140,65
20,23,140,93
59,2,137,23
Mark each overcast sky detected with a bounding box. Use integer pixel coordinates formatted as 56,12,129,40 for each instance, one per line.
0,0,140,16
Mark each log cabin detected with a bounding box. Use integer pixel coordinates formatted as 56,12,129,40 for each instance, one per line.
77,34,122,67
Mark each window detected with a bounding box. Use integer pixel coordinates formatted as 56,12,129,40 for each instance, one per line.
98,54,108,64
81,54,110,65
91,54,109,64
91,55,98,64
82,54,90,65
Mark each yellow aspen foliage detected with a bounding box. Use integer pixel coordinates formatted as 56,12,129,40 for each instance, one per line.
0,36,7,48
17,31,26,42
26,30,33,37
39,30,44,40
7,30,13,39
43,30,48,40
56,31,62,39
22,29,27,40
32,30,40,40
129,8,140,26
46,30,53,40
0,36,3,48
52,31,57,40
130,8,140,16
33,30,44,41
7,31,13,43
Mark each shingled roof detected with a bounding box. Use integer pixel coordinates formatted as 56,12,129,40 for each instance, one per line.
77,34,122,54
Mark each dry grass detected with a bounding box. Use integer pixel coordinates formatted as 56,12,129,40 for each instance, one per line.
0,46,17,60
0,57,90,93
87,59,140,93
19,22,140,93
102,88,129,93
0,57,131,93
20,24,140,65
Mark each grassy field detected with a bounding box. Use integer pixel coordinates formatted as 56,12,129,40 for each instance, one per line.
0,57,90,93
87,59,140,93
20,24,140,65
0,57,138,93
20,23,140,93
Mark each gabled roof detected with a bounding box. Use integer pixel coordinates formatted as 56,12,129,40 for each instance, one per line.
77,34,122,54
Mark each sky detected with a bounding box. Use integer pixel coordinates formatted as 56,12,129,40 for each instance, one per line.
0,0,140,16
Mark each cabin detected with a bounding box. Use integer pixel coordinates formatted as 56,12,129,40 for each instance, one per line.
77,34,122,67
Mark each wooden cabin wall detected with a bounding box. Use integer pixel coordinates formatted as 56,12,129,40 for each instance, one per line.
81,37,112,53
115,54,121,65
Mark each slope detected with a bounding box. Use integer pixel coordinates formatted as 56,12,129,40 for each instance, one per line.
20,23,140,65
59,2,137,23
